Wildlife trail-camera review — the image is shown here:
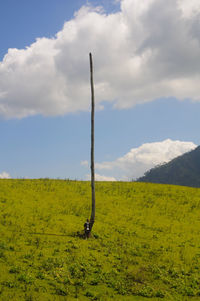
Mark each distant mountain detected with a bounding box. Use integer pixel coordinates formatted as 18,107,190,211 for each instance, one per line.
137,145,200,187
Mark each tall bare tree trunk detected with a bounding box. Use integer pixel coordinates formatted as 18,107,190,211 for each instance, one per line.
89,52,95,233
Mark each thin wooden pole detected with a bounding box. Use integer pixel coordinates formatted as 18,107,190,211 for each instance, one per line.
89,52,95,231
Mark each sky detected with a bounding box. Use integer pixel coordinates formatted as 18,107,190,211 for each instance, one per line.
0,0,200,181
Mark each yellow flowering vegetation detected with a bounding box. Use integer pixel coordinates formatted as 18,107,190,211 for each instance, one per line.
1,179,200,300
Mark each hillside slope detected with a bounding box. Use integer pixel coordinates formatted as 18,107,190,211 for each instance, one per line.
1,179,200,300
137,145,200,187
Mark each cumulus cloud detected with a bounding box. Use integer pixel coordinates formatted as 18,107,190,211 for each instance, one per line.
95,139,197,180
0,171,11,179
178,0,200,18
86,173,117,181
1,0,200,118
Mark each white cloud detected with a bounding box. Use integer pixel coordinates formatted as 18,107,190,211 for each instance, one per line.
0,171,11,179
81,160,89,167
1,0,200,118
178,0,200,18
95,139,197,180
86,173,117,181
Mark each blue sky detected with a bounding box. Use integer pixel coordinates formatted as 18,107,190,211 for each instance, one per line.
0,0,199,180
0,0,120,60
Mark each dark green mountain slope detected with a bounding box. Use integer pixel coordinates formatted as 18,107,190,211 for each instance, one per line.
137,145,200,187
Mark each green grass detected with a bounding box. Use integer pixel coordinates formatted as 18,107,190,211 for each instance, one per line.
1,179,200,300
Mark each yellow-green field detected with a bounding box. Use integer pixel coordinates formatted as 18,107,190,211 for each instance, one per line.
1,179,200,300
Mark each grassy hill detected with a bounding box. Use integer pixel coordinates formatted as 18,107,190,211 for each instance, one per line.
1,179,200,300
137,146,200,187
